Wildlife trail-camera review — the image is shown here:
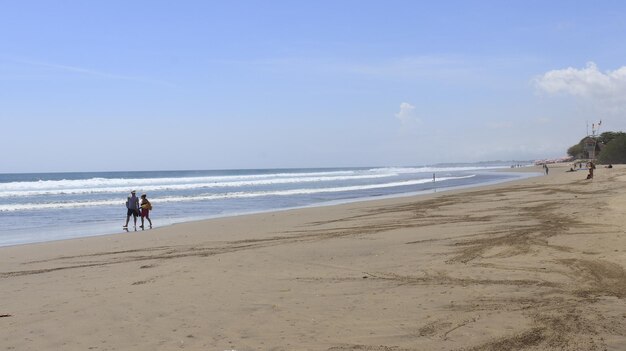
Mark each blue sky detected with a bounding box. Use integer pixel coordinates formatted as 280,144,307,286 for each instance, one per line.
2,1,626,172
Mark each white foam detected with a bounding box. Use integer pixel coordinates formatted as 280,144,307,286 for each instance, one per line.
0,170,371,190
369,166,506,173
0,173,394,197
0,175,474,212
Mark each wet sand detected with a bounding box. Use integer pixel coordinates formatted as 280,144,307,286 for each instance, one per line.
2,164,626,350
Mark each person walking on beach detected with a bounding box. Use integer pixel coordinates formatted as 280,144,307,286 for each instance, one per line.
139,193,153,229
124,190,140,229
587,161,595,179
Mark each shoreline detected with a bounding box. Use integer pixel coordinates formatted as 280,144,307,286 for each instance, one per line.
2,163,625,350
0,168,538,249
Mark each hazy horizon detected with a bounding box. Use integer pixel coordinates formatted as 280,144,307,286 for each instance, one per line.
0,160,538,175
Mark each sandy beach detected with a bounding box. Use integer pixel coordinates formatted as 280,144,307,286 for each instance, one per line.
2,164,626,351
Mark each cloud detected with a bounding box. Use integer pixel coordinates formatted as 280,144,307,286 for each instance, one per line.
395,102,420,127
534,62,626,111
238,55,492,82
0,56,176,87
348,56,475,80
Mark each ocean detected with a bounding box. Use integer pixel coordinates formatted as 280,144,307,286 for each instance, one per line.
0,165,534,247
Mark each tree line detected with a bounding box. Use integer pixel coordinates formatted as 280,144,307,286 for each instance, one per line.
567,131,626,164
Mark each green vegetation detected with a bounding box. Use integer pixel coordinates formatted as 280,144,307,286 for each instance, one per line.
567,131,626,164
597,131,625,145
598,134,626,164
567,143,584,159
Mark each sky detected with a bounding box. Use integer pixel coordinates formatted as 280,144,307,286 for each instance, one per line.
2,1,626,173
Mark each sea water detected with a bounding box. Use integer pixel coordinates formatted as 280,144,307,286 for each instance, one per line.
0,165,534,247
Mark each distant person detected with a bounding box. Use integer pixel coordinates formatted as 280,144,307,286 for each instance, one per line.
124,190,140,229
545,165,549,175
587,163,594,180
139,193,153,229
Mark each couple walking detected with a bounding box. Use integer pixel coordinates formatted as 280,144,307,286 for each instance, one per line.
124,190,153,229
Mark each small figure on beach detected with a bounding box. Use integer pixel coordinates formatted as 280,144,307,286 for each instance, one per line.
139,193,153,229
586,162,595,179
545,165,549,175
124,190,140,229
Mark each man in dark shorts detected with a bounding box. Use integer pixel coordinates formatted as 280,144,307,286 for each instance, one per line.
124,190,140,229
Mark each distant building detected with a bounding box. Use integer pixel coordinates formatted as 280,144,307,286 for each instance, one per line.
582,136,604,161
534,156,574,165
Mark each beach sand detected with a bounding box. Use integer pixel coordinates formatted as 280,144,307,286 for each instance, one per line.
2,164,626,350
